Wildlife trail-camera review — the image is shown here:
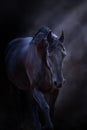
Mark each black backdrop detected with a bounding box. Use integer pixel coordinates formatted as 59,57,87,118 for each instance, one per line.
0,0,87,129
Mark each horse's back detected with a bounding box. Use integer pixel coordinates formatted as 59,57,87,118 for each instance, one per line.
5,37,32,58
5,37,33,90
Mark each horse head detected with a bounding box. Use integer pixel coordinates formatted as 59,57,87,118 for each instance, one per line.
46,30,66,88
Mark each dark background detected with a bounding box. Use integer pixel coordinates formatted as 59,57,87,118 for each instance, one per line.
0,0,87,129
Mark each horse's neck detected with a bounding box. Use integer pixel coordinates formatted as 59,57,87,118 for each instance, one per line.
27,43,41,69
25,43,41,84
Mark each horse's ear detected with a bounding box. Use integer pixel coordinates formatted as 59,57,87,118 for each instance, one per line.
59,31,64,43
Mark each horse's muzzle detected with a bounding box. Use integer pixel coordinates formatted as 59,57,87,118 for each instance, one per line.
53,78,66,88
53,81,62,88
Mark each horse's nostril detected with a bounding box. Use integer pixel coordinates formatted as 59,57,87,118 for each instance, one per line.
54,81,57,86
54,81,62,88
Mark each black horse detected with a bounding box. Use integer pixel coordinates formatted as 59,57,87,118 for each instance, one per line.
5,26,66,130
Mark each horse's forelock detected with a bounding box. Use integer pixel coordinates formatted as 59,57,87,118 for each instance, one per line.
47,31,65,52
